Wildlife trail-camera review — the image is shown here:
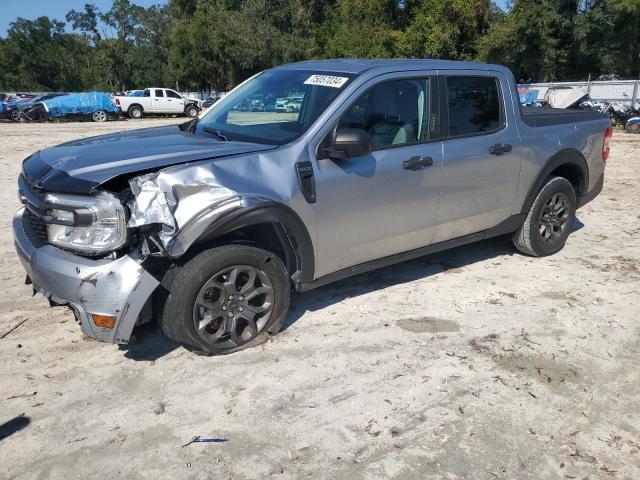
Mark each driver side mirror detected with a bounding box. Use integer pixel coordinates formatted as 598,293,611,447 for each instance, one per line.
325,128,373,161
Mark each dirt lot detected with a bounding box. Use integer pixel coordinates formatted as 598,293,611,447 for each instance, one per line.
0,119,639,480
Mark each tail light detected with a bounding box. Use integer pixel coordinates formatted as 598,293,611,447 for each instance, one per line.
115,98,120,106
602,126,613,161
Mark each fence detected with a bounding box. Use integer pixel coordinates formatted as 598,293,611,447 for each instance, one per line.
518,79,640,106
181,91,228,101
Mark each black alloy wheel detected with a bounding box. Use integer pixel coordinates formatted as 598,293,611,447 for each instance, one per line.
193,264,274,349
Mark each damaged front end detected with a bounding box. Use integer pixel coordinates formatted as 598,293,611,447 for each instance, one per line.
126,161,279,258
128,167,241,257
13,158,270,345
14,206,159,344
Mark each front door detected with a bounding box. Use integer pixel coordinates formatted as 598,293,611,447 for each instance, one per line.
433,72,522,242
165,89,186,113
312,74,442,278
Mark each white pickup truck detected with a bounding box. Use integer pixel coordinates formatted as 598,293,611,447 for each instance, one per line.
114,88,201,119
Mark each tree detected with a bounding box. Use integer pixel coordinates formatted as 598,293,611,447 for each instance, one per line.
1,0,639,93
479,0,580,82
575,0,640,79
129,4,173,86
66,3,102,45
100,0,144,90
324,0,403,58
398,0,491,60
0,17,70,91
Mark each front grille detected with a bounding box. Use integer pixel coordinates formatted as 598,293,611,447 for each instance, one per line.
23,208,48,246
18,174,49,247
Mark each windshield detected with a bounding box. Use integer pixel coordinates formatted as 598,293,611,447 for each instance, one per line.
196,69,356,145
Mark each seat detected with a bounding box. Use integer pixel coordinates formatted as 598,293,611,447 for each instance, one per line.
367,83,418,148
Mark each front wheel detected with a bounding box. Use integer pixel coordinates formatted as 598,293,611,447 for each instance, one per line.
185,105,199,118
159,245,291,355
10,109,23,123
513,176,577,257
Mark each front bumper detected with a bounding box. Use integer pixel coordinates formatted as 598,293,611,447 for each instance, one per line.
13,208,159,344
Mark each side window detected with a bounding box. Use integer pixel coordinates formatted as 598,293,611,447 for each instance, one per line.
143,89,150,97
155,89,164,98
166,90,182,99
446,76,502,137
338,78,429,150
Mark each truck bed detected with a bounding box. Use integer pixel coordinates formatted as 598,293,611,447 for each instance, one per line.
521,106,608,127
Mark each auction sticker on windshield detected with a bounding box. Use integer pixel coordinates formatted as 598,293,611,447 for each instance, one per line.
304,75,349,88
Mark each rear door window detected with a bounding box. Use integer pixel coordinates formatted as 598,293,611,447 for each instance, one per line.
155,89,164,97
445,76,502,137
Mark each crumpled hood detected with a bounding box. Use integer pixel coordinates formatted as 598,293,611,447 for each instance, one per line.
21,125,276,193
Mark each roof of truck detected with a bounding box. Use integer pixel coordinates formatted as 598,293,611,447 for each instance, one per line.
278,58,511,75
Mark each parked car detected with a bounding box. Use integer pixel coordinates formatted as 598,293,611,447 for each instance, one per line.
114,88,200,119
202,95,221,109
15,93,37,101
626,115,640,133
275,98,289,112
33,92,121,122
7,93,68,122
285,99,302,113
0,98,16,120
13,59,610,355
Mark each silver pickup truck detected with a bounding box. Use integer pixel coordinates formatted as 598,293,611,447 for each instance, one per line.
13,59,611,355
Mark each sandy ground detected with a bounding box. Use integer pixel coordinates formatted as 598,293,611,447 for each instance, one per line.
0,118,639,480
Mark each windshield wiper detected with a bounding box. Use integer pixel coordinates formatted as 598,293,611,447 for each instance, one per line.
203,127,230,141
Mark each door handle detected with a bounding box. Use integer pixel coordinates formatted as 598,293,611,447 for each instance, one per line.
490,143,513,155
403,156,433,170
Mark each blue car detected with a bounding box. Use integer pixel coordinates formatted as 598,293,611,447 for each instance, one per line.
23,92,121,122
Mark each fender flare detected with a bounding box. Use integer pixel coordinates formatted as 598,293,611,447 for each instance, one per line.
172,200,315,284
520,148,589,214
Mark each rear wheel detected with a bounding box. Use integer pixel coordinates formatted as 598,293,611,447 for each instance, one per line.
92,110,107,122
159,245,290,355
128,105,143,119
513,176,576,257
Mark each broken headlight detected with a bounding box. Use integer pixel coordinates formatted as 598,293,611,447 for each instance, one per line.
45,192,127,254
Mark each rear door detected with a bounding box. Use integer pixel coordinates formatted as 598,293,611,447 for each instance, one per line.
433,71,522,242
151,88,171,112
312,72,443,277
165,89,186,113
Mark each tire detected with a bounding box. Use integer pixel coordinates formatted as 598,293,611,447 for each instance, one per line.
159,245,291,355
627,122,640,134
128,105,143,119
185,105,198,118
92,110,107,122
513,176,577,257
10,109,23,123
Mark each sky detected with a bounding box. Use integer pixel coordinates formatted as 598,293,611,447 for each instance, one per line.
0,0,167,37
1,0,510,38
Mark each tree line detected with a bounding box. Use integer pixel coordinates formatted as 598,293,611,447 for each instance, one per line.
0,0,638,93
